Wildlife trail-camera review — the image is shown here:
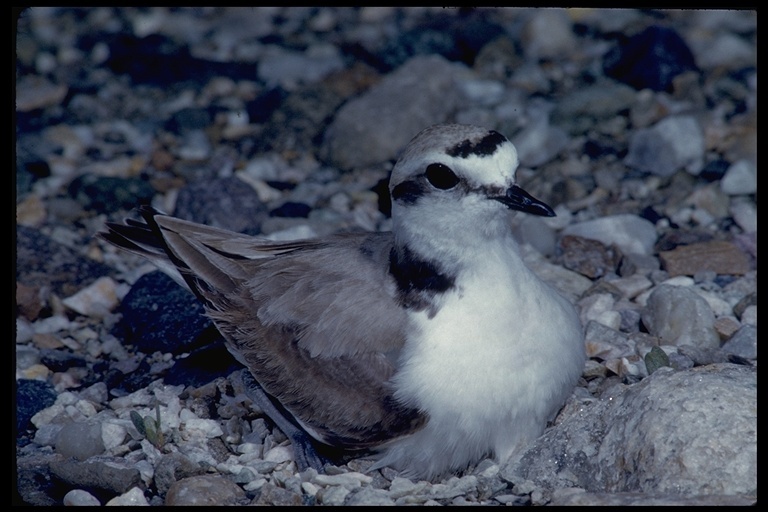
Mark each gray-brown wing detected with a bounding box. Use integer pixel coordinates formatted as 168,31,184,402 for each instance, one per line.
101,207,425,448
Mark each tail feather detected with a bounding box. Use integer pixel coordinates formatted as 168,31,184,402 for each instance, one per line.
98,206,248,302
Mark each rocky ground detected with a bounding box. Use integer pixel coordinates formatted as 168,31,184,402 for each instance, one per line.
15,7,756,506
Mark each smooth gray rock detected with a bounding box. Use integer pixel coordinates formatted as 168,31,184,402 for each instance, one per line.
501,364,756,497
54,421,106,461
624,115,705,176
164,475,247,506
322,54,470,169
641,284,720,349
721,324,757,360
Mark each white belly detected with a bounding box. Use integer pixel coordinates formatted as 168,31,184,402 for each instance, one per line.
383,248,584,478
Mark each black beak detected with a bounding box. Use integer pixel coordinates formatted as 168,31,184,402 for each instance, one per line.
492,185,556,217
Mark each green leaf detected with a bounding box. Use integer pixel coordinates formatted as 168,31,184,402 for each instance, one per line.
130,410,147,437
645,346,670,375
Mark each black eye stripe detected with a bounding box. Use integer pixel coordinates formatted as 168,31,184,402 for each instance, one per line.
391,179,426,204
425,163,460,190
446,131,507,158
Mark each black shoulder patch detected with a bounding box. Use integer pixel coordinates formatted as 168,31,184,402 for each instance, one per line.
389,245,455,314
446,130,507,159
391,179,427,205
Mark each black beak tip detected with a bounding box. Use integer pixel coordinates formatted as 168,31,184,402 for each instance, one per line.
497,185,557,217
537,204,557,217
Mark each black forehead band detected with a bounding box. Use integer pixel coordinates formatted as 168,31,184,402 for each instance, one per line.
445,131,507,159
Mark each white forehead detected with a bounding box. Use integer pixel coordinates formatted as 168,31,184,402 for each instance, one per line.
392,124,520,187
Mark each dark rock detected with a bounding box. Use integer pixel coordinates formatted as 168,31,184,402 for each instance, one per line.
168,107,213,133
373,11,506,70
15,452,64,506
103,355,155,394
246,86,287,124
699,158,731,182
49,456,142,496
163,341,241,388
98,32,257,87
16,225,113,297
39,349,88,372
16,379,57,433
113,271,216,355
604,26,697,92
174,176,267,235
559,235,620,279
67,174,156,214
270,201,311,218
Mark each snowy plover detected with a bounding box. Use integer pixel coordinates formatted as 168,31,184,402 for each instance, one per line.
101,123,585,479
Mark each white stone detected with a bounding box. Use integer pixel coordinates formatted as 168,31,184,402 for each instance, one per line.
63,489,101,506
730,200,757,233
609,275,653,299
264,444,294,463
184,418,224,438
106,486,150,506
62,277,119,318
562,214,657,256
102,420,129,450
313,471,373,489
721,160,756,195
741,305,756,326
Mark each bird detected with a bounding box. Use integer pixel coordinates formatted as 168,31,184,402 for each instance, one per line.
100,123,585,480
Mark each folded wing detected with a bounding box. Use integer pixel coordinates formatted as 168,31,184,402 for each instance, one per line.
100,206,426,448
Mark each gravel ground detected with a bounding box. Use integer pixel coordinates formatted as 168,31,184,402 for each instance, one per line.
15,7,756,506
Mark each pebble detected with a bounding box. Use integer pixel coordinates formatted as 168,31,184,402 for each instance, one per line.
562,214,657,256
105,486,150,506
164,475,247,506
641,285,720,349
720,159,757,195
659,240,750,277
559,235,618,279
721,325,757,360
49,457,142,496
16,75,68,112
729,199,757,233
551,79,637,135
740,305,757,326
16,194,48,227
61,276,120,318
512,116,570,168
521,9,577,60
603,25,697,92
62,489,101,506
257,44,345,87
624,115,705,176
344,486,396,506
713,315,741,341
54,421,106,460
692,32,756,71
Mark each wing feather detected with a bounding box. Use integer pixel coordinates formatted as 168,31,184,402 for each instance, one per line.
99,207,425,448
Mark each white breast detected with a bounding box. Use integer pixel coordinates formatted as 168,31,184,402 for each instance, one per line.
382,239,584,478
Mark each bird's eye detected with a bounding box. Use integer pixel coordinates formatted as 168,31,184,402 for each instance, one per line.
425,163,460,190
